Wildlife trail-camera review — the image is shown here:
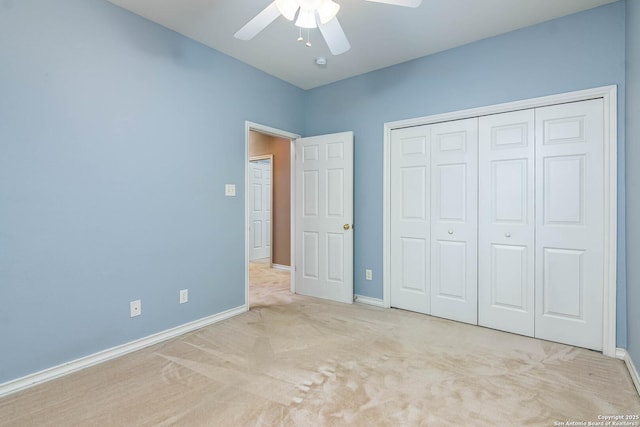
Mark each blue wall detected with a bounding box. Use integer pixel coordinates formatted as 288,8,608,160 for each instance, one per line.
626,0,640,370
0,0,633,386
305,2,628,346
0,0,304,383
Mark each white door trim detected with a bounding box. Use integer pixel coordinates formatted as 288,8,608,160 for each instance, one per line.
244,121,300,310
382,85,618,357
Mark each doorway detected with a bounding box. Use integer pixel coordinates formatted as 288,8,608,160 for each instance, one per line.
244,122,356,309
245,122,299,309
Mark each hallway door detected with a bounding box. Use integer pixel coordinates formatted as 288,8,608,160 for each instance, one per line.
249,158,272,261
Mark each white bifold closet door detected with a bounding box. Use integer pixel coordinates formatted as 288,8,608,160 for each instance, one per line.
430,119,478,324
391,98,604,350
478,99,604,350
478,110,536,336
390,126,431,313
534,99,604,351
390,118,478,322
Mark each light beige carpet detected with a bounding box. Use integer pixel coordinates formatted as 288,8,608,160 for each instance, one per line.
0,263,638,426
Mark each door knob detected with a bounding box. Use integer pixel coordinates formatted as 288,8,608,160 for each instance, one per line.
343,224,351,231
505,232,511,238
448,229,454,235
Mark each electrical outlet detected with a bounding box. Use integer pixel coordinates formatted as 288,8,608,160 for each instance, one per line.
179,289,188,304
130,300,141,317
365,269,373,281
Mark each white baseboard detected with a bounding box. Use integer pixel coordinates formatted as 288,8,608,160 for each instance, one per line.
354,295,385,308
0,305,247,398
272,264,291,271
617,347,640,396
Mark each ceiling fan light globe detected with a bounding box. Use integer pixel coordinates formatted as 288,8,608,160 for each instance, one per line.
317,0,340,24
295,9,317,28
275,0,299,21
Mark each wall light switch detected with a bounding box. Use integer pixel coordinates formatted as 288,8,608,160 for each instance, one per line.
130,300,141,317
225,184,236,197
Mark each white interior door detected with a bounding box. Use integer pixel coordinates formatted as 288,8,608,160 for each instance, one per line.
430,118,478,324
478,110,535,336
249,159,272,261
390,126,431,313
534,99,604,350
295,132,354,304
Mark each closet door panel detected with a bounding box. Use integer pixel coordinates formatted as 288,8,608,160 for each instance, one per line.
478,110,535,336
535,99,604,351
390,126,431,313
430,118,478,325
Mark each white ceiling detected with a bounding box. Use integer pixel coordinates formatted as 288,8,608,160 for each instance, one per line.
107,0,617,90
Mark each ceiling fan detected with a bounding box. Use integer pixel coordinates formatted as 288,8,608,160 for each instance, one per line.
234,0,422,56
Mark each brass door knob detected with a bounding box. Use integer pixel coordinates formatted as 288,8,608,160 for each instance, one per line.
343,224,351,231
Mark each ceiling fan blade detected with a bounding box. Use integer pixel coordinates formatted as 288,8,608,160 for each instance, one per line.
318,17,351,55
234,1,281,41
365,0,422,7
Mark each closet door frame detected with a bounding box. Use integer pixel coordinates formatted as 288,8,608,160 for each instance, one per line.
382,85,618,357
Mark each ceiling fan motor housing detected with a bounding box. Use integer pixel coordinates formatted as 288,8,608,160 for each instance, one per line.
276,0,340,27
